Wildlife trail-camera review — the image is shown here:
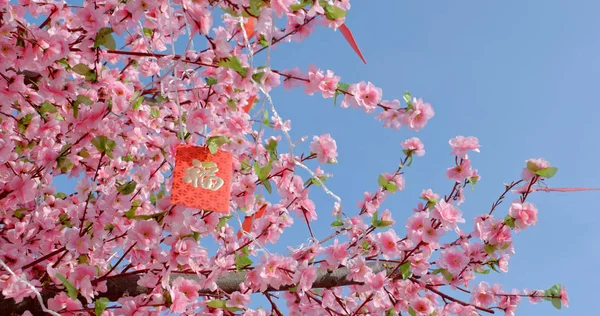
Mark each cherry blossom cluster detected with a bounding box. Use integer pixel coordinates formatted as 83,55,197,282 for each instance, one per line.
0,0,568,315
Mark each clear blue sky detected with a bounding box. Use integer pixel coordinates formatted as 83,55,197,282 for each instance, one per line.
262,1,599,315
44,1,598,314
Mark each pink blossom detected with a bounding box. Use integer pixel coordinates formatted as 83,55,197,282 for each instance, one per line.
521,158,551,181
406,212,427,243
130,220,161,250
47,292,83,315
471,282,494,307
318,70,340,98
421,220,442,244
322,239,349,268
403,98,434,131
364,271,388,291
171,277,201,313
282,67,307,90
432,200,465,231
227,291,250,308
401,137,425,156
508,202,538,231
376,230,401,259
438,246,469,275
381,173,405,191
446,159,474,182
271,0,294,18
185,4,212,35
376,105,403,130
7,176,37,203
71,265,96,301
560,286,569,308
449,136,480,159
310,134,338,164
352,81,382,113
347,256,372,282
293,261,317,294
260,70,281,92
410,296,434,315
1,275,36,303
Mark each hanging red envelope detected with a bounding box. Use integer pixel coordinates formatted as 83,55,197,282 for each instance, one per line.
171,145,232,214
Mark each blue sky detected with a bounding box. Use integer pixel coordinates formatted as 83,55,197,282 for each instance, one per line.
41,1,600,314
262,1,600,315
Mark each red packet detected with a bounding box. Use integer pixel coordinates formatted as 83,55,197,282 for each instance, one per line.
171,145,232,214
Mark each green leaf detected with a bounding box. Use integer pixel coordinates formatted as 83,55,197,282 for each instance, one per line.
17,113,34,132
235,252,253,271
94,297,110,316
373,220,394,228
257,164,272,181
474,267,490,274
324,4,347,20
150,107,160,119
218,56,248,77
117,181,137,195
72,63,92,76
143,28,154,37
378,174,387,187
252,71,265,83
504,215,515,228
291,0,312,11
39,101,57,118
132,96,144,110
94,27,116,50
440,269,453,282
265,138,278,160
331,221,344,227
206,76,218,86
91,136,116,158
371,210,379,226
206,299,227,309
311,176,328,186
385,182,397,192
54,192,67,199
248,0,265,16
400,261,412,280
77,149,90,158
56,58,70,68
408,306,417,316
206,136,230,154
468,176,478,189
124,200,141,219
527,161,538,172
76,95,93,106
258,34,269,46
535,167,558,179
59,213,72,227
216,215,232,231
403,91,412,106
545,284,561,297
551,298,562,310
484,243,496,255
57,156,74,173
489,260,500,273
334,82,350,105
56,273,78,300
72,64,96,80
406,155,414,167
262,179,272,194
385,308,395,316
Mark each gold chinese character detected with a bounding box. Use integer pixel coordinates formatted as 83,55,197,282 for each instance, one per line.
182,160,224,191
